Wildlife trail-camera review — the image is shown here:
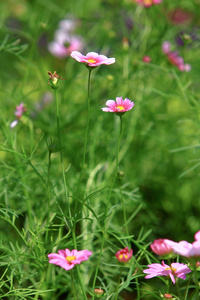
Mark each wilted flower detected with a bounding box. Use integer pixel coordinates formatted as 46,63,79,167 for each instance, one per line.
171,230,200,258
70,51,115,68
48,248,92,271
135,0,162,7
150,239,177,256
47,71,66,89
10,102,26,128
101,97,134,115
115,247,133,262
143,261,191,284
162,41,191,72
164,294,173,299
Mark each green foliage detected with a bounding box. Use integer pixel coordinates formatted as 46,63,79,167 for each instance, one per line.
1,0,200,299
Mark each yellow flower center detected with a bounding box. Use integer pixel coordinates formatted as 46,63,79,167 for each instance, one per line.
87,58,96,63
165,267,177,273
116,105,124,111
119,254,128,259
144,0,153,5
66,255,76,263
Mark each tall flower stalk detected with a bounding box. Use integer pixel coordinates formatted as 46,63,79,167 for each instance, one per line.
92,97,134,295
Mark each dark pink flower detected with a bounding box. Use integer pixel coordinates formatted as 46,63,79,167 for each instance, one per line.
135,0,162,7
142,55,151,63
150,239,177,256
101,97,134,115
143,261,191,284
70,51,115,67
171,230,200,258
115,247,133,262
48,248,92,271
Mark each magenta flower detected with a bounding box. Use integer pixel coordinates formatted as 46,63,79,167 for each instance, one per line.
143,261,191,284
48,248,92,271
150,239,177,256
10,103,26,128
101,97,134,115
162,41,191,72
115,247,133,263
142,55,151,63
135,0,162,7
171,230,200,258
70,51,115,67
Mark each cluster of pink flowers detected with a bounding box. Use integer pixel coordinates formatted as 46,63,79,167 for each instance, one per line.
48,17,83,58
135,0,162,7
162,41,191,72
143,230,200,284
10,103,26,128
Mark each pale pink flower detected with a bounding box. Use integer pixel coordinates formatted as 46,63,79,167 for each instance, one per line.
143,261,191,284
135,0,162,7
10,103,26,128
115,247,133,262
162,41,191,72
101,97,134,115
150,239,177,256
171,230,200,258
48,248,92,271
48,34,83,58
70,51,115,67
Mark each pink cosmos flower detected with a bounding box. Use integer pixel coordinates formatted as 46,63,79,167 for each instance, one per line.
70,51,115,67
150,239,177,256
162,41,191,72
171,230,200,258
143,260,191,284
135,0,162,7
115,247,133,262
101,97,134,115
10,103,26,128
48,248,92,271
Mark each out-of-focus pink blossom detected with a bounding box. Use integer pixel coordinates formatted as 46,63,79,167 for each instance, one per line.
135,0,162,7
142,56,151,63
48,17,83,58
115,247,133,262
48,248,92,271
71,51,115,67
143,261,191,284
162,41,191,72
167,8,193,25
10,103,26,128
150,239,177,256
48,35,83,58
171,230,200,258
101,97,134,115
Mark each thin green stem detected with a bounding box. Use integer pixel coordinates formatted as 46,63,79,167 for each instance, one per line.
92,115,123,298
194,265,199,300
71,269,77,300
114,267,123,300
76,266,88,300
184,272,193,300
54,89,72,224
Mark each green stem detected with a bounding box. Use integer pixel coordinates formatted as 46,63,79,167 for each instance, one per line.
71,269,77,300
194,265,199,300
184,272,192,300
114,267,123,300
76,266,88,300
92,115,123,298
54,89,71,224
